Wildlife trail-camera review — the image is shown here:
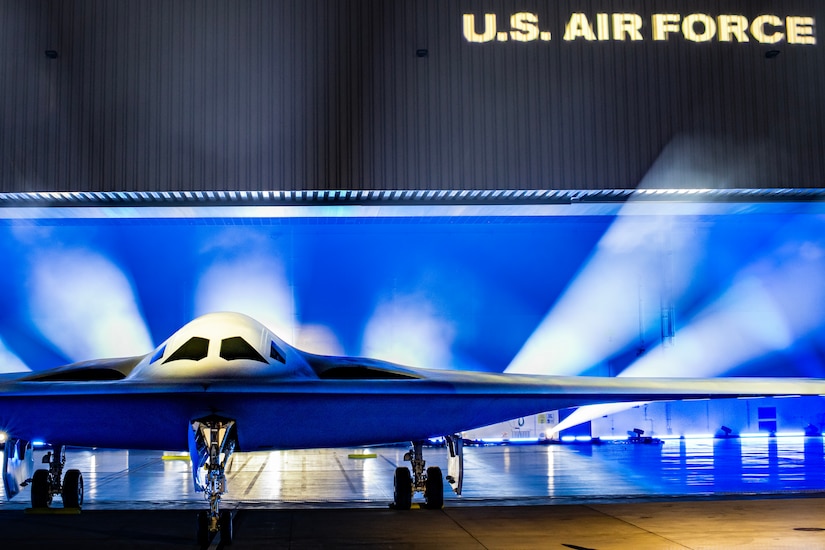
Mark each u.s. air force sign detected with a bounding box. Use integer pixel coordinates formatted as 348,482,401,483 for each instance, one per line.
462,12,816,44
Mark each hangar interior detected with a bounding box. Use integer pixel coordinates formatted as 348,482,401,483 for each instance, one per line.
1,0,824,453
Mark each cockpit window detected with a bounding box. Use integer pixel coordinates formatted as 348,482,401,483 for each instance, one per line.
220,337,267,363
270,341,286,364
150,345,167,364
163,337,209,363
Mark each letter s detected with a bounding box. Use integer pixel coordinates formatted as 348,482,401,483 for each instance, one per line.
510,12,540,42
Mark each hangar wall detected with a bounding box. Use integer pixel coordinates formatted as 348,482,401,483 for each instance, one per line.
466,398,825,442
0,0,823,192
592,397,825,439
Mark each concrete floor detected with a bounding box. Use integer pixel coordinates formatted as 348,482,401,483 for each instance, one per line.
3,439,825,547
3,499,825,548
6,437,825,509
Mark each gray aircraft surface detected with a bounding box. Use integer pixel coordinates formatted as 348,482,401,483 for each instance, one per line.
2,312,824,544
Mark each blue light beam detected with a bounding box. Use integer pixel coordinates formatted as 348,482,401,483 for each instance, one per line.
361,293,456,369
550,211,825,435
0,336,30,373
28,249,153,362
193,228,344,355
506,203,710,375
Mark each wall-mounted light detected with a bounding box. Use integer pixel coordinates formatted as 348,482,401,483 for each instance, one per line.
44,50,59,59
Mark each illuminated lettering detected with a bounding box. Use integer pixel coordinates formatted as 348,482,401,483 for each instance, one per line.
564,13,596,41
652,13,681,40
751,15,784,44
787,16,816,44
462,11,816,46
463,13,496,43
612,13,643,41
510,12,540,42
682,13,716,42
718,15,749,42
596,13,610,41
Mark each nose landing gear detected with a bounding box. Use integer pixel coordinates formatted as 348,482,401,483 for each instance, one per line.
190,416,237,546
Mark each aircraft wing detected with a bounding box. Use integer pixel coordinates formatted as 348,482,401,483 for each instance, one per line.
1,369,824,451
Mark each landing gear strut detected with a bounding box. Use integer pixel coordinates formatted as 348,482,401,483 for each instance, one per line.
190,416,237,546
30,445,84,509
391,441,443,510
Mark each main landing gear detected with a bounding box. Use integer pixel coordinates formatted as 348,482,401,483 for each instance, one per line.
391,436,464,510
190,416,237,546
30,445,84,509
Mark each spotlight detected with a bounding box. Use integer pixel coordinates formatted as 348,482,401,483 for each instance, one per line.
416,49,428,58
765,50,781,59
0,336,30,373
28,249,153,361
44,50,58,59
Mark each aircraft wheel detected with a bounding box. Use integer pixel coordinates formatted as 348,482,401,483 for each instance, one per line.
196,510,210,546
62,469,84,508
220,510,233,544
31,469,51,508
393,467,412,510
424,466,443,509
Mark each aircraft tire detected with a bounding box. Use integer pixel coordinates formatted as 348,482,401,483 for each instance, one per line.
424,466,443,509
62,469,84,508
393,467,412,510
31,469,51,508
196,510,209,546
220,510,233,544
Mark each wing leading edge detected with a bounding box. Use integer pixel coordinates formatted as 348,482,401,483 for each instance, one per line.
1,371,824,451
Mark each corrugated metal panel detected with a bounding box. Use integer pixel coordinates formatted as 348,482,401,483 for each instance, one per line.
2,187,824,207
0,0,823,192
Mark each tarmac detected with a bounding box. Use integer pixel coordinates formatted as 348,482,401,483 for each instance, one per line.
3,440,825,548
3,498,825,548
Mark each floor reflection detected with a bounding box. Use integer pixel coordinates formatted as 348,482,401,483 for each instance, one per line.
1,437,824,510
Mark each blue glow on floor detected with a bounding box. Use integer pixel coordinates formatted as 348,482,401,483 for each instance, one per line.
2,439,824,510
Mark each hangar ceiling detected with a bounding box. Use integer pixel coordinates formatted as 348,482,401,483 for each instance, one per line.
1,0,823,194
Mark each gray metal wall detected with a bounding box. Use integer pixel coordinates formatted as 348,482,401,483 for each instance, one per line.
0,0,822,192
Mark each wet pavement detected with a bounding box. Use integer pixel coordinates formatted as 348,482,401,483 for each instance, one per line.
2,438,825,547
5,437,825,509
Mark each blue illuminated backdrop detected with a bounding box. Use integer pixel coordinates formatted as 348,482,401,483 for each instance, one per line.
0,202,823,386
